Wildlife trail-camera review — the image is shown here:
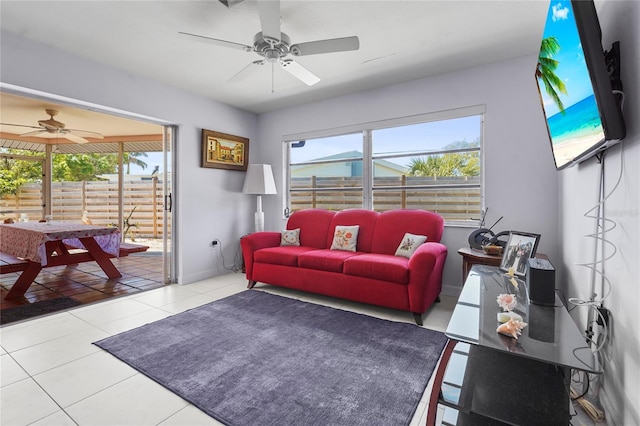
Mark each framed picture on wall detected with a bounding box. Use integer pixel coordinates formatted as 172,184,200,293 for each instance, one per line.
201,129,249,171
499,231,541,276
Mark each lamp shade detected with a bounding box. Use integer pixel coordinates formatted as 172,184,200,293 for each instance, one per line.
242,164,277,195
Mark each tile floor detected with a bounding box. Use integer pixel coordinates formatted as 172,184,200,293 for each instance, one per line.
1,272,602,425
0,273,457,426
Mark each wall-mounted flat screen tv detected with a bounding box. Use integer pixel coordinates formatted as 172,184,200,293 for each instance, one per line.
535,0,625,170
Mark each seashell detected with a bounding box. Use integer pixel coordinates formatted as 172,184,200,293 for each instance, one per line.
496,317,528,339
497,311,523,323
496,293,517,311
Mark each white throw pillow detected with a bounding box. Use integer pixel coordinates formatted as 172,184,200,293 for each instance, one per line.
280,228,300,246
330,225,360,252
395,233,428,258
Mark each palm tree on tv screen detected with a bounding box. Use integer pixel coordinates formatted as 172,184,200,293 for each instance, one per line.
536,36,567,114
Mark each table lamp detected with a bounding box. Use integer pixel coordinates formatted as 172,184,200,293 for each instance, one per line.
242,164,277,232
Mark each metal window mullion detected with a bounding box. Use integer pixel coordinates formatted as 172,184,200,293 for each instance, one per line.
290,157,363,167
362,130,372,209
372,147,480,161
286,142,292,216
372,183,481,191
291,186,363,192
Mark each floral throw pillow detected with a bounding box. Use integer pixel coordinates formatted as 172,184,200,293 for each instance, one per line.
330,225,359,252
281,228,300,246
394,233,428,258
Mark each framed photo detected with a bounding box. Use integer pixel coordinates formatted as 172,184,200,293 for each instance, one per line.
499,231,541,276
201,129,249,171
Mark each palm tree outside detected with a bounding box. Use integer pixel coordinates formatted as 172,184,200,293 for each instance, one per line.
536,36,567,114
123,152,148,174
407,140,480,178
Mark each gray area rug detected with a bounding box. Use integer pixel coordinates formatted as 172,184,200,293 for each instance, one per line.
94,290,447,426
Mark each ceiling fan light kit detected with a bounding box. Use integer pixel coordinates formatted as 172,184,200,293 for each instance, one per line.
180,0,359,89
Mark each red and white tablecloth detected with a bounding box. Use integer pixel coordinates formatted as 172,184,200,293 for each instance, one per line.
0,222,120,266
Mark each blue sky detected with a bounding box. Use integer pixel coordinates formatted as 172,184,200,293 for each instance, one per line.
128,151,165,175
539,0,596,117
290,115,482,164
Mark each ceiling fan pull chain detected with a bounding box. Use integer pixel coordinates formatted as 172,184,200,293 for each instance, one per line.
271,62,275,93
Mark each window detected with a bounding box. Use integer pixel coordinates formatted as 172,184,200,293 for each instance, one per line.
286,107,484,224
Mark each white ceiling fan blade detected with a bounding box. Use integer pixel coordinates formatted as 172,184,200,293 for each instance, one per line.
290,36,359,56
178,31,252,51
67,129,104,139
0,123,42,131
18,129,46,137
63,133,89,144
280,60,320,86
257,0,281,42
229,60,265,82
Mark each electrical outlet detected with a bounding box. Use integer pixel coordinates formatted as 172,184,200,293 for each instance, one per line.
596,306,610,327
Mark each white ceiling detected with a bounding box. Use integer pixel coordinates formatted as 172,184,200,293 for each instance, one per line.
0,0,550,117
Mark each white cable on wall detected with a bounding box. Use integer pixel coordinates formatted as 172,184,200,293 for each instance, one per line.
568,143,623,353
568,90,626,354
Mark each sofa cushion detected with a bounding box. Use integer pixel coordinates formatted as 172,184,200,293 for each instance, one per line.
330,225,359,252
344,253,410,284
287,209,336,248
280,228,300,246
371,209,444,255
298,249,362,273
254,246,316,267
394,233,428,258
327,209,378,252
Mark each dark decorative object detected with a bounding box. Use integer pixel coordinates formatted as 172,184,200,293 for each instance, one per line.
468,209,505,249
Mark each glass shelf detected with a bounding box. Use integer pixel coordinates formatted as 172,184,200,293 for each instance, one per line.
445,265,600,374
438,341,570,425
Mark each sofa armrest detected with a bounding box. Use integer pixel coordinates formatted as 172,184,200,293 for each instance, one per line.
407,242,448,313
240,232,281,280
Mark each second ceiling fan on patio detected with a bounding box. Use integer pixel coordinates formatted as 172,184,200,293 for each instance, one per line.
178,0,359,87
1,108,104,144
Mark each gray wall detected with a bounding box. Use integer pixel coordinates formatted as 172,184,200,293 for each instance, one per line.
257,54,560,297
558,1,639,424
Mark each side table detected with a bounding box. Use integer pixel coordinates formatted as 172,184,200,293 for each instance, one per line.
457,247,502,282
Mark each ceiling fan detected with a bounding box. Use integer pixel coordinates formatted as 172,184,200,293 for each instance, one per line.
0,109,104,144
179,0,359,87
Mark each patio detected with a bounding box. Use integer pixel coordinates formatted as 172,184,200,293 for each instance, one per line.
1,250,164,325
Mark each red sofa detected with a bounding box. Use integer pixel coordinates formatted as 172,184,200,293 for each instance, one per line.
240,208,448,325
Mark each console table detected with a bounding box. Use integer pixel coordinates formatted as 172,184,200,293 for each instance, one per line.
457,247,502,282
427,265,601,425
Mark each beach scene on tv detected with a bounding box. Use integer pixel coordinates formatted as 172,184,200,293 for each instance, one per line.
536,0,605,168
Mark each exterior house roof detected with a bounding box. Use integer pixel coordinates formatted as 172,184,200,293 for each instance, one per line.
292,151,408,177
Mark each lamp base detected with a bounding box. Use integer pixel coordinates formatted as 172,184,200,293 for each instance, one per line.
254,211,264,233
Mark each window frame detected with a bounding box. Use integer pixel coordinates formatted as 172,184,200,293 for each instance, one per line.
284,105,485,226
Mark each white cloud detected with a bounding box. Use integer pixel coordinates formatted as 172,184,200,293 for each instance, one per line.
552,3,569,21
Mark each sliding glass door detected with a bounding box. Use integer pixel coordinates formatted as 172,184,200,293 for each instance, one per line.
162,126,174,284
1,88,177,285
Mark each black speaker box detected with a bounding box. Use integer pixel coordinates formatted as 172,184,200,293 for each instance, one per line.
527,258,556,306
